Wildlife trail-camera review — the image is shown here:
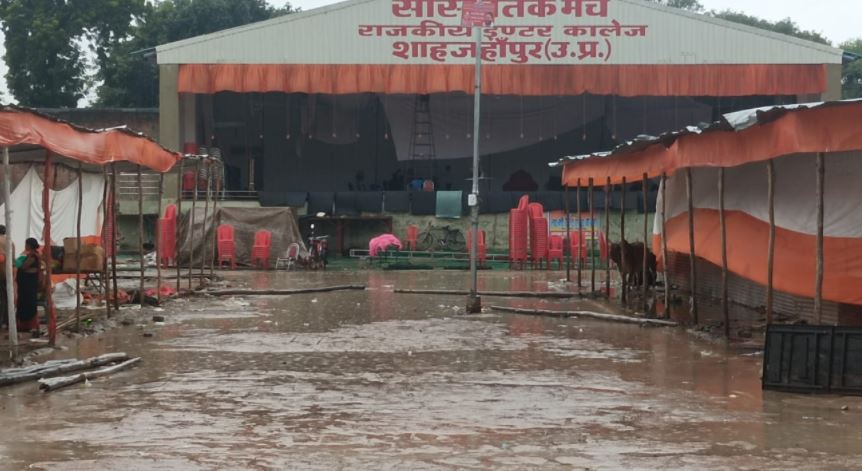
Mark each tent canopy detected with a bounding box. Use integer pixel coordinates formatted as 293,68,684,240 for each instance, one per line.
0,105,181,173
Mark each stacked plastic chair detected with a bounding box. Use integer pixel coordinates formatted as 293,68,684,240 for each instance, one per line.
159,204,177,268
467,229,487,265
527,202,549,269
508,195,530,268
570,230,588,263
548,235,565,270
406,224,419,252
217,224,236,269
251,230,272,269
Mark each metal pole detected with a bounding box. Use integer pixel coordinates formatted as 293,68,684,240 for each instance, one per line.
719,167,729,338
564,184,571,282
176,159,183,293
660,173,670,319
102,166,111,319
815,152,824,323
43,152,56,344
589,178,595,293
3,147,17,356
189,160,199,290
685,167,698,324
642,174,649,311
576,178,582,291
156,173,164,305
111,164,119,310
605,177,610,298
137,165,145,308
620,177,627,304
75,163,83,331
200,160,211,276
466,24,483,314
766,161,775,325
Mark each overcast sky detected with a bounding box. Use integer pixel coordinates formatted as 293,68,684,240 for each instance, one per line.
0,0,858,105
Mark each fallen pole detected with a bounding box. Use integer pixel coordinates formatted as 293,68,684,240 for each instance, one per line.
204,285,367,296
0,353,129,387
489,305,679,327
39,357,141,392
395,289,579,299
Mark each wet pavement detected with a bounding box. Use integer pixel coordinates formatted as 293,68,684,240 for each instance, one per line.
1,270,862,470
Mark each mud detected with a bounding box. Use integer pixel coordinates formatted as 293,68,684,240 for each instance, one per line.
1,270,861,470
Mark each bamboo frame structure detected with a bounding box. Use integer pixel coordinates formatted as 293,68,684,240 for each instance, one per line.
137,165,145,308
660,173,670,319
102,167,111,319
3,148,17,356
719,167,730,338
189,160,199,290
43,152,56,344
176,159,183,293
111,164,119,310
766,161,776,325
576,178,582,290
75,164,83,331
685,167,698,324
564,184,571,282
642,173,648,311
209,161,220,277
589,178,595,293
200,163,211,277
156,174,164,305
620,177,627,304
604,177,611,297
815,152,825,323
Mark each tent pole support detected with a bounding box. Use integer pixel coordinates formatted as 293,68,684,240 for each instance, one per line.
564,184,571,282
102,166,111,319
766,160,776,325
815,152,825,324
156,173,164,305
43,152,56,345
200,159,211,277
138,165,145,308
589,178,596,294
576,178,582,292
111,164,119,310
620,177,627,305
719,167,729,338
685,167,698,325
209,162,220,277
3,147,17,358
75,163,83,332
176,159,183,293
605,177,611,298
189,160,198,290
660,173,670,319
642,173,649,313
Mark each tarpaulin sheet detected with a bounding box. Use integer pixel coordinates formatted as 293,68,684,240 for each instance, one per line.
178,207,304,267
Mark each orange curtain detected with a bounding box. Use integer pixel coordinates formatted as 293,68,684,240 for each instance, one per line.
0,110,181,172
178,63,826,98
562,102,862,186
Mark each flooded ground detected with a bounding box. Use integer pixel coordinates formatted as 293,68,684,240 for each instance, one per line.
1,270,861,470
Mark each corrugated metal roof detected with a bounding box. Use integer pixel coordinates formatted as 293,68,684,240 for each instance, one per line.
550,99,862,168
157,0,842,65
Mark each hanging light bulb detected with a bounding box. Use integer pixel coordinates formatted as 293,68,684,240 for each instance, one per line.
384,132,389,140
355,132,361,138
520,132,524,139
332,132,337,138
286,133,291,140
259,134,264,140
466,133,472,139
582,133,588,141
445,133,450,140
553,135,558,141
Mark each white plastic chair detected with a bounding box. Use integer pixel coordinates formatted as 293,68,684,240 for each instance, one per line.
276,243,301,271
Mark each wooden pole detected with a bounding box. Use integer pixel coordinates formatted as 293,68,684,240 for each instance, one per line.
660,173,670,319
815,152,825,324
209,161,220,277
75,163,83,331
685,167,698,324
176,159,183,293
642,173,648,311
111,164,119,310
605,177,611,298
564,184,571,282
576,178,582,290
589,178,595,294
200,160,211,276
189,160,198,290
766,160,776,325
156,173,164,305
3,147,17,355
137,165,145,308
102,166,111,318
620,177,627,304
43,152,56,344
719,167,729,338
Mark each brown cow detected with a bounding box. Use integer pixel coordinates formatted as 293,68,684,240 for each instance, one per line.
610,239,657,287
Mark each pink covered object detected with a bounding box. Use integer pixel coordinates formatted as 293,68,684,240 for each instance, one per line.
369,234,403,257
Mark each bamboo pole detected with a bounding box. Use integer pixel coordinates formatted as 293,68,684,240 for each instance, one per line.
685,167,698,324
200,160,211,277
660,173,670,319
815,152,825,323
176,159,183,293
620,177,627,304
604,177,611,298
189,160,198,290
156,173,164,305
642,173,648,311
209,161,220,277
589,178,595,293
43,152,56,344
75,163,83,331
102,166,111,318
111,164,119,310
3,147,17,356
766,161,775,325
137,165,145,308
719,167,729,338
564,184,571,282
576,179,582,290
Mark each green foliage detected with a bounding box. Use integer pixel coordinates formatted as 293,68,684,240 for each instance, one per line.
710,10,831,45
841,39,862,99
648,0,704,12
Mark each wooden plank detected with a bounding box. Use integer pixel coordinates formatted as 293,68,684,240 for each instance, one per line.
489,305,679,327
102,166,111,319
0,353,128,387
43,152,56,344
3,147,17,354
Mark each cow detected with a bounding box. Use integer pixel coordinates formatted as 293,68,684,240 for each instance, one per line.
609,239,657,288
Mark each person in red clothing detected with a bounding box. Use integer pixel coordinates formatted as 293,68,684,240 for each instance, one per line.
17,238,41,335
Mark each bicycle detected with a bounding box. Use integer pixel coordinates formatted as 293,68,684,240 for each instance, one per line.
418,224,466,252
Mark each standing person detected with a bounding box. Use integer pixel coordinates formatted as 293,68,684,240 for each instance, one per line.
17,238,41,335
0,225,9,328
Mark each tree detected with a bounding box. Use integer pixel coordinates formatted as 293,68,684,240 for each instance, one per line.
649,0,704,11
841,39,862,99
97,0,295,107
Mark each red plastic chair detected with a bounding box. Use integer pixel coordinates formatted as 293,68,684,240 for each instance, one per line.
599,232,609,262
217,224,236,269
517,195,530,211
182,171,196,193
159,204,177,268
467,229,487,265
509,209,529,268
406,224,418,252
251,230,272,269
570,231,588,262
548,235,564,270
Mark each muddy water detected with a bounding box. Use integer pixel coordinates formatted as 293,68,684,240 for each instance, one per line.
1,270,862,470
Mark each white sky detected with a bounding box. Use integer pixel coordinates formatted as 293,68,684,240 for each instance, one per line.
0,0,858,105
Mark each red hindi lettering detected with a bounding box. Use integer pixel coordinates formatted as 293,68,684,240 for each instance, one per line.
577,41,600,60
561,0,610,17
